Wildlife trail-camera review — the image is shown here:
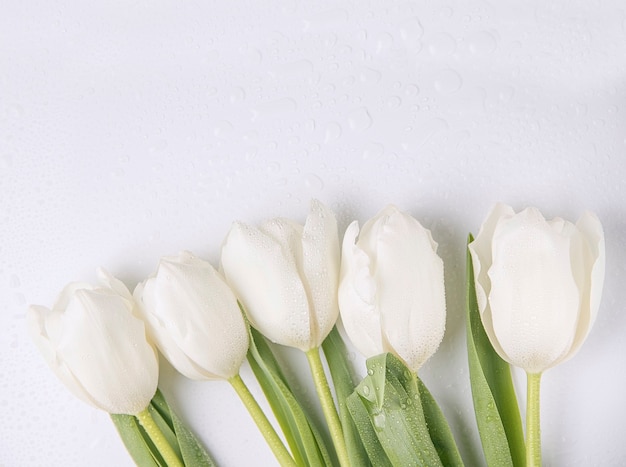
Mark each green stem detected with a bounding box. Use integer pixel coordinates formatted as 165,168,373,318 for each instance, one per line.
525,372,542,467
136,408,184,467
305,347,350,467
229,374,297,467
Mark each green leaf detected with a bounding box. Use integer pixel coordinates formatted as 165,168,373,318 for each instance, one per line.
110,413,164,467
321,326,371,466
112,389,216,467
417,378,464,467
466,234,525,467
247,325,333,467
348,353,444,467
346,392,392,467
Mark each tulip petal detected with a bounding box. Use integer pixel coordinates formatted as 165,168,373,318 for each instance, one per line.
222,221,312,350
301,199,340,347
55,289,158,414
338,221,384,358
468,203,515,364
372,207,446,372
488,208,580,373
560,211,605,362
27,304,102,409
151,253,249,380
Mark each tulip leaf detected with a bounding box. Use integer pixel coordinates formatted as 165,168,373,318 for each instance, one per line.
111,389,215,467
321,326,371,466
466,234,525,467
417,378,464,467
247,325,333,467
111,413,164,467
151,390,216,467
347,353,445,467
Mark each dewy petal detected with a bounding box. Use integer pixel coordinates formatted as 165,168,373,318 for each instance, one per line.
26,305,96,407
152,253,248,379
488,209,580,373
56,289,158,414
338,221,384,357
556,211,605,364
469,203,515,316
373,208,446,372
221,221,311,350
301,199,340,348
468,203,515,363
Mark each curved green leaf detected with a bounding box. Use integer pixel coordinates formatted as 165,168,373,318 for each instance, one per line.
348,353,444,467
321,326,370,466
247,326,333,467
466,234,525,467
112,389,215,467
417,378,464,467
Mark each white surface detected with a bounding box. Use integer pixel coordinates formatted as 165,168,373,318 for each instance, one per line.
2,1,626,465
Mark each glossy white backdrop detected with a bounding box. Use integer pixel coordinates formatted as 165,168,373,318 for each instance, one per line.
1,1,625,465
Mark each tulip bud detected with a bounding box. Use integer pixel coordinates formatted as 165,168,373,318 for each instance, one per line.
468,203,605,373
338,205,446,373
221,199,340,351
134,251,249,381
27,270,159,415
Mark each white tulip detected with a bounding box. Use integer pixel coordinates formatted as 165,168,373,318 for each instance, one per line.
220,199,340,351
27,270,159,415
338,205,446,373
134,251,249,381
468,203,605,374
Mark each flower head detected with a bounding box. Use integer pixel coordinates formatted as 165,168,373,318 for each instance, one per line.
27,270,158,415
469,203,605,373
221,199,340,351
338,205,446,372
134,251,249,380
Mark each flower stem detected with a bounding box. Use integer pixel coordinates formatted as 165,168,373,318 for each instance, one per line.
525,372,542,467
305,347,350,467
229,373,297,467
136,408,184,467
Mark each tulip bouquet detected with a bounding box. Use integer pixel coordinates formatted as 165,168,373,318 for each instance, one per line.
28,200,605,467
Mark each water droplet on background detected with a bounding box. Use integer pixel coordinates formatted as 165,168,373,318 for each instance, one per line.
323,122,342,143
466,31,497,55
304,174,324,192
433,69,463,94
347,107,373,131
427,32,457,57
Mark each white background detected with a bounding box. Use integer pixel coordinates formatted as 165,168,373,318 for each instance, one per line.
2,0,626,465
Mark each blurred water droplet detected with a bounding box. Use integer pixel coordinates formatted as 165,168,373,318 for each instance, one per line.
399,17,424,47
323,122,342,143
434,69,462,93
467,31,497,55
267,161,281,174
358,67,382,84
375,32,394,53
387,96,402,108
229,87,246,104
347,107,372,131
304,174,324,192
373,412,386,431
405,84,420,97
10,274,20,288
428,32,457,56
304,119,316,132
214,120,234,138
